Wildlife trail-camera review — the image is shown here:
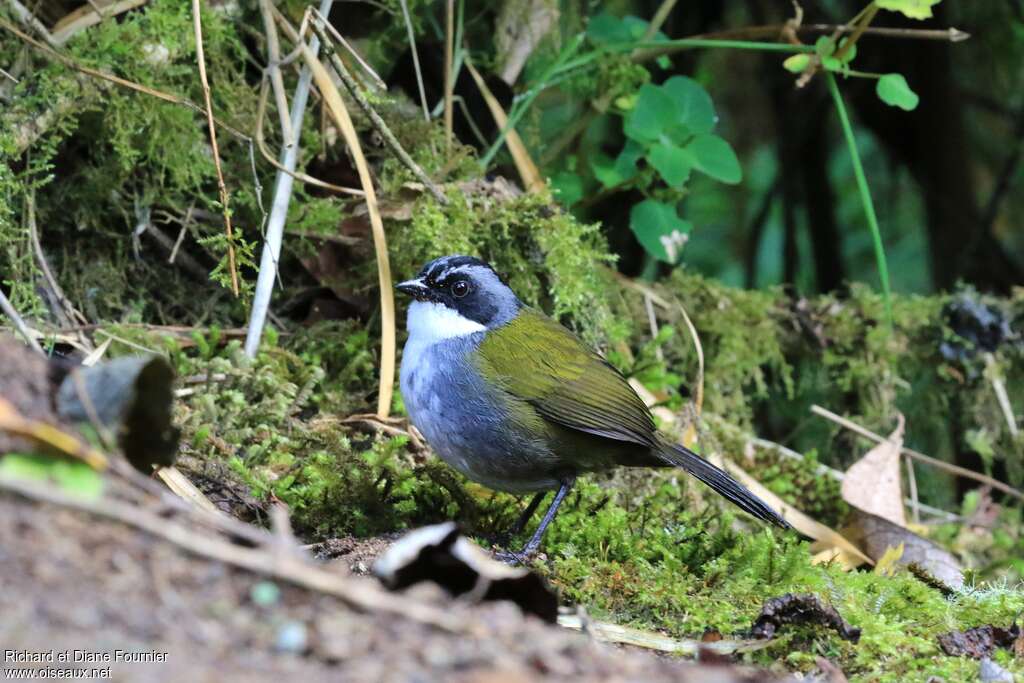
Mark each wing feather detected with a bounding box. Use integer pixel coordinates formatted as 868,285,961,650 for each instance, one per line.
476,309,657,447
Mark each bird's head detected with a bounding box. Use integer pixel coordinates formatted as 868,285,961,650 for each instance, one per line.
397,255,521,341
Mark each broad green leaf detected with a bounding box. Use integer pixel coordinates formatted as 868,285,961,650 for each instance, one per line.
549,172,584,206
0,453,104,500
876,0,941,20
686,134,742,184
783,54,811,73
647,142,692,187
661,76,716,134
876,73,919,111
629,199,692,264
591,140,643,188
586,13,633,44
624,84,676,144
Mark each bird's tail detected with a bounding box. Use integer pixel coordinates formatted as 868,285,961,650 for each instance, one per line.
656,441,790,529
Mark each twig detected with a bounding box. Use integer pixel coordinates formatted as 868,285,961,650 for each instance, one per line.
308,14,448,205
0,18,252,144
6,0,57,46
244,0,335,359
905,455,920,524
254,76,363,196
192,0,239,297
398,0,430,122
298,29,396,418
706,414,960,522
644,0,678,39
259,0,295,148
985,353,1020,440
0,289,46,356
51,0,148,45
27,193,75,328
0,476,468,633
444,0,454,151
811,404,1024,502
141,221,209,280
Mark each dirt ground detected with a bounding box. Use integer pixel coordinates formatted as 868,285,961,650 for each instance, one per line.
0,492,785,682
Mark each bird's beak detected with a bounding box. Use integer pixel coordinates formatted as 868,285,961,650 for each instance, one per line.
396,278,428,300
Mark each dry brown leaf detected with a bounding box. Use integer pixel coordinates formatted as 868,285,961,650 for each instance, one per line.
464,60,545,193
847,511,964,590
841,415,906,527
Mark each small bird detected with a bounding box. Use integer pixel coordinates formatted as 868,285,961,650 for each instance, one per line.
397,255,789,560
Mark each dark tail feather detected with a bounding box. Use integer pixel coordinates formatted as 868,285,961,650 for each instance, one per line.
657,442,791,529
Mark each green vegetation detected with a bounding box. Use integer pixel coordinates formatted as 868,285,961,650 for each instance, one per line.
3,0,1024,680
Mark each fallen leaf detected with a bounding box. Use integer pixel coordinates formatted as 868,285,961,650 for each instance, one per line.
979,657,1014,683
849,511,964,591
873,542,905,576
749,593,861,643
938,623,1020,658
842,415,906,527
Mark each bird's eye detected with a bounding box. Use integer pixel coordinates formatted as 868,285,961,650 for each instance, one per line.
451,280,471,298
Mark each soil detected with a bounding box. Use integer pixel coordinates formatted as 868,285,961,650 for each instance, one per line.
0,491,784,682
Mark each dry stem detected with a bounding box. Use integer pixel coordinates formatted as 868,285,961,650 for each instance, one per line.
192,0,240,297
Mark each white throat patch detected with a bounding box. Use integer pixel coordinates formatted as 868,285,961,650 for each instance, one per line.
406,300,486,344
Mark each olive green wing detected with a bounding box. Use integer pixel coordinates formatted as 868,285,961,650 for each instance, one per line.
476,308,658,448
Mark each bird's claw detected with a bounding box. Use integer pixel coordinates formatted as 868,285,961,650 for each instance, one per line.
493,548,532,565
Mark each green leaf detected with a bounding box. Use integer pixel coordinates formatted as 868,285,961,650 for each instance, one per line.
586,13,633,44
821,56,842,72
624,83,676,144
591,140,643,188
686,134,742,184
876,0,941,20
629,199,692,264
783,54,811,73
550,172,584,206
876,73,919,111
647,142,692,187
661,76,716,134
814,36,836,57
837,39,857,64
0,453,104,500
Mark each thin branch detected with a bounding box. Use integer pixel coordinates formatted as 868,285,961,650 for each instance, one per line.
254,75,363,196
0,288,46,356
51,0,148,45
444,0,454,151
398,0,430,122
811,404,1024,502
192,0,240,297
244,0,336,359
6,0,57,47
644,0,678,39
259,0,295,147
299,35,396,418
0,18,252,145
309,14,448,204
27,192,75,328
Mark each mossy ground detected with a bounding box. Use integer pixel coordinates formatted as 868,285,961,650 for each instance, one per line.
4,2,1024,680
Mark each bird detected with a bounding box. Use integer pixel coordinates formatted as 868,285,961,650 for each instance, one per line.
397,255,790,560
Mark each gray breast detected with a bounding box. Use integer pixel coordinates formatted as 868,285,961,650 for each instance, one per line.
399,334,560,493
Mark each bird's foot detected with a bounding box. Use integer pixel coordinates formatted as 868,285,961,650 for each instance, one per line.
492,548,533,566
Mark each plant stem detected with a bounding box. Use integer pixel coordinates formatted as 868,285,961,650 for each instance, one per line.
825,72,892,328
480,34,584,168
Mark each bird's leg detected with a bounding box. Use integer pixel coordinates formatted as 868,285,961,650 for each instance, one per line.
496,475,575,564
510,491,548,536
